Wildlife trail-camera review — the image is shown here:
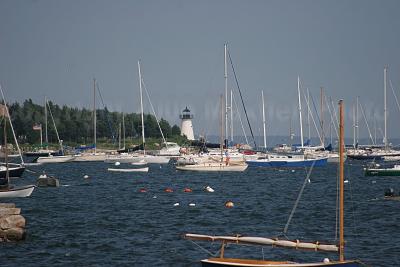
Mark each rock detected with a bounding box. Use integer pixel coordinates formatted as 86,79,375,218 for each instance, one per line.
0,227,25,241
0,208,21,216
0,203,15,208
37,177,60,187
0,215,26,229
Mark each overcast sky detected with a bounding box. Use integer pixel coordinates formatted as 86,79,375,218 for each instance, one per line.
1,0,400,141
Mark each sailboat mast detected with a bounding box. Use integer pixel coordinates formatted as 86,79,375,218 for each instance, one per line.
4,115,9,185
262,90,267,149
118,122,121,150
220,95,224,161
297,76,304,148
356,96,359,146
122,113,126,149
44,96,48,148
339,99,345,262
352,103,356,149
307,88,311,142
224,44,228,146
93,78,97,154
230,89,233,143
384,66,388,150
320,87,324,147
138,61,146,155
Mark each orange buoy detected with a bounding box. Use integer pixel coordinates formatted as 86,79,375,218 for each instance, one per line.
225,201,234,208
183,188,192,193
139,188,147,193
164,188,174,193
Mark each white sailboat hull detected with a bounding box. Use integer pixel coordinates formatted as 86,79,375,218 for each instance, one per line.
73,153,108,162
0,185,35,198
36,155,75,163
176,162,248,172
107,167,149,172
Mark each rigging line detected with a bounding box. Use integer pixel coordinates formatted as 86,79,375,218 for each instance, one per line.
309,92,323,143
188,239,220,257
46,101,63,154
0,85,24,165
389,79,400,114
359,101,375,145
96,83,117,142
232,90,249,145
324,95,339,141
283,160,316,234
227,49,257,148
302,89,323,145
140,77,167,145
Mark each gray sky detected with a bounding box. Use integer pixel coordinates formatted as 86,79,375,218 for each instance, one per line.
1,0,400,141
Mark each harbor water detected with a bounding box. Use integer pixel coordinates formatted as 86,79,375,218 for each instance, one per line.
1,160,399,266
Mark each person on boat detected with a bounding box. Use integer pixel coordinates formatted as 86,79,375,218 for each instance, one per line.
224,150,230,166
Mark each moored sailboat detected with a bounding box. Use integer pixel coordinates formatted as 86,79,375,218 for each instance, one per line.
184,100,363,266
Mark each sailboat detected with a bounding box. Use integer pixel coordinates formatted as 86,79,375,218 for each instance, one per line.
36,98,75,163
0,102,34,198
73,79,107,162
184,100,363,266
176,94,248,172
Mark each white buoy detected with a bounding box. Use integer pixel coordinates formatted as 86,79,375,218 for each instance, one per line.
115,161,121,166
173,203,180,206
323,258,330,263
307,179,311,183
372,180,377,184
205,186,214,192
153,195,157,199
344,180,349,184
189,203,196,207
83,175,89,179
291,170,295,173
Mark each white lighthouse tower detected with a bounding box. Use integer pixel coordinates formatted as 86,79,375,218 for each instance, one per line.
180,107,195,140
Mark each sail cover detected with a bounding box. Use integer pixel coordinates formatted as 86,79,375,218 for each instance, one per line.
184,234,338,253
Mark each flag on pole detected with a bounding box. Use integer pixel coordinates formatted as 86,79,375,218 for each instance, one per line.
0,104,8,117
32,124,42,131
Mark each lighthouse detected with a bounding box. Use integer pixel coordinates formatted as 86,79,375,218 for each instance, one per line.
180,107,194,140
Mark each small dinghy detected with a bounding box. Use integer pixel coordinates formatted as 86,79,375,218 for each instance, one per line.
0,184,35,198
37,172,60,187
107,167,149,172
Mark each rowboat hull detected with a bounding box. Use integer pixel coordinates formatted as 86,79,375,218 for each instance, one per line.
201,258,363,267
0,185,35,198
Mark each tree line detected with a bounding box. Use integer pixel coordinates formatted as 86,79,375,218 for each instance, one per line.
3,99,181,146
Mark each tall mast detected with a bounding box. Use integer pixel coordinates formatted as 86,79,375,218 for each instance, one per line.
122,113,126,149
138,60,146,155
220,94,224,161
307,88,311,142
4,116,9,185
297,76,304,148
338,99,345,262
384,66,388,150
262,90,267,149
93,78,97,154
224,44,228,146
320,87,324,147
44,96,48,148
356,96,359,146
118,122,121,149
352,103,356,149
230,89,233,143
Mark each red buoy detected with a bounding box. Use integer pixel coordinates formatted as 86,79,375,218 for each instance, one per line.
139,188,147,193
183,188,192,193
164,188,174,193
